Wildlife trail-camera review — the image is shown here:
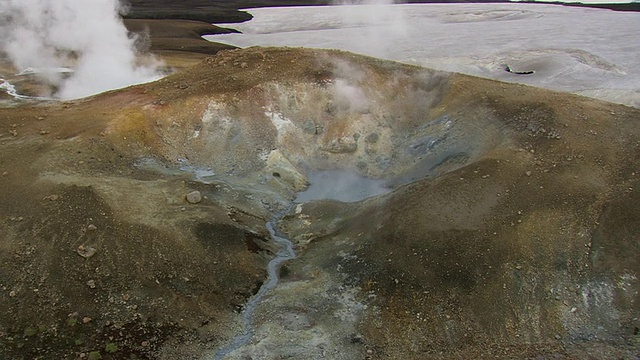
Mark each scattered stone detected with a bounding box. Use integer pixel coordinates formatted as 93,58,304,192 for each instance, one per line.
365,132,379,144
43,194,60,201
77,245,97,259
525,171,532,177
350,333,365,344
555,334,561,340
185,191,202,204
322,137,358,154
82,317,92,324
141,340,150,347
86,280,96,289
87,224,97,231
122,294,130,301
9,290,16,297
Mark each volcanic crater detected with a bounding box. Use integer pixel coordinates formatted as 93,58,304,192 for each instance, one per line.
0,46,639,359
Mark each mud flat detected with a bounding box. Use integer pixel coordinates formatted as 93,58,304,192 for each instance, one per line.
0,47,638,359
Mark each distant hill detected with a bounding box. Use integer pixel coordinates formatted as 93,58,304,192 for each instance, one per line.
124,0,639,24
123,0,509,23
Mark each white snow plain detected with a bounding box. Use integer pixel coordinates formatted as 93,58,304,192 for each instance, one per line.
205,3,640,108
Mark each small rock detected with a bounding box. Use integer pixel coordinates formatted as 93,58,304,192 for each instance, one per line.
122,294,130,301
86,280,96,289
525,171,532,177
43,194,60,201
555,334,561,340
185,191,202,204
141,340,150,347
9,290,16,297
350,333,365,344
87,224,97,231
77,245,97,259
82,317,92,324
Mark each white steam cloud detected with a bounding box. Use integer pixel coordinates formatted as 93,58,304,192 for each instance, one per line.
332,0,407,58
0,0,163,99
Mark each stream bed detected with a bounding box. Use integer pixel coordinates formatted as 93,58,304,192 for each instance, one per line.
212,206,296,360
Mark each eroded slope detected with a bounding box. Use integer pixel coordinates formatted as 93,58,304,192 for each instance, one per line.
0,47,638,359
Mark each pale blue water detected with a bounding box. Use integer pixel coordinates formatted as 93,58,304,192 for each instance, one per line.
211,206,296,360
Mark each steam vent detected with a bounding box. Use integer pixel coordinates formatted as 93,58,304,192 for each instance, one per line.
1,46,639,358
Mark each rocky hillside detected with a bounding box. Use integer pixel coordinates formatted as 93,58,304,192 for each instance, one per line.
0,47,638,359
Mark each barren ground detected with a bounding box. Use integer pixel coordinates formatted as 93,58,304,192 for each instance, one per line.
0,10,639,360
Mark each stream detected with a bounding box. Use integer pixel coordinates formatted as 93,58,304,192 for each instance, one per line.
1,78,52,101
208,170,388,358
212,205,296,359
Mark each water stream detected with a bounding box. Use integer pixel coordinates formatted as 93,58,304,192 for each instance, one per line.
212,206,296,360
0,77,52,101
1,78,29,100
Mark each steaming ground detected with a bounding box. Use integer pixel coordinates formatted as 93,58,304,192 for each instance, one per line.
0,46,638,359
0,0,164,99
206,3,640,108
0,1,639,358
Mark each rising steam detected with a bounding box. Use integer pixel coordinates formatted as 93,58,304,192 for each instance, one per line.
331,0,407,58
0,0,164,99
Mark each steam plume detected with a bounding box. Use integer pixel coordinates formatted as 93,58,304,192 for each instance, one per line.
331,0,407,58
0,0,163,99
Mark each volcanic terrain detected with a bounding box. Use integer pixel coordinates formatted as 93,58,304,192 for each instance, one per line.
0,7,639,360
